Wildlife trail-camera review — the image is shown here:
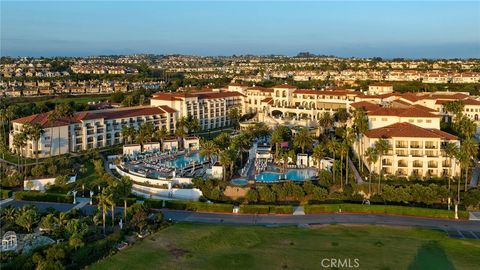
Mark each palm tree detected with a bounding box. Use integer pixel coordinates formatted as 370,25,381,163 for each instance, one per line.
105,186,117,229
228,108,241,130
327,137,339,184
339,142,349,189
374,138,390,192
121,126,136,144
13,132,27,174
213,132,231,150
271,125,292,159
98,190,110,235
51,103,74,156
353,108,369,172
116,176,132,225
199,139,219,163
155,126,169,151
293,128,313,154
219,148,237,181
24,123,45,164
444,142,459,192
312,144,325,171
318,112,334,135
230,134,252,166
460,137,478,191
364,146,378,195
341,127,355,185
185,115,200,134
136,122,154,152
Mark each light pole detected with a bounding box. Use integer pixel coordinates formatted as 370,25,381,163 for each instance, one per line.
72,190,77,204
90,190,94,205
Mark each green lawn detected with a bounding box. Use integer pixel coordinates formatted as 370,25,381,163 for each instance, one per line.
92,224,480,270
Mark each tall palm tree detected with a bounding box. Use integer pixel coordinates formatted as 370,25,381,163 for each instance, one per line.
327,137,339,184
353,108,369,172
312,144,325,171
364,146,378,195
50,103,74,156
24,123,44,164
341,127,355,185
155,126,169,151
13,132,27,174
116,176,132,225
199,139,219,162
374,138,390,192
105,186,117,229
318,112,334,135
293,128,313,154
460,137,478,191
97,190,110,235
444,142,459,192
271,125,292,159
219,148,237,181
121,126,136,144
339,142,349,189
136,122,154,152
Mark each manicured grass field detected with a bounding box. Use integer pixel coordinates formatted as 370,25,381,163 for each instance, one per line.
92,224,480,270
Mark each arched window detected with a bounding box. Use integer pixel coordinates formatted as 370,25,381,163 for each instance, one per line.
282,90,287,97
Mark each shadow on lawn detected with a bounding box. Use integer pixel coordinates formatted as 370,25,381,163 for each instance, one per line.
408,241,454,270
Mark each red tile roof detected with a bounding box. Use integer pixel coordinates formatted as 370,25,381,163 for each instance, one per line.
273,84,297,89
365,122,457,140
370,83,393,87
152,91,244,100
294,89,358,96
368,106,439,118
13,106,169,128
350,101,381,112
246,86,274,93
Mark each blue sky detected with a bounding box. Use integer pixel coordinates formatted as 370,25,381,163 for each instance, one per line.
1,1,479,58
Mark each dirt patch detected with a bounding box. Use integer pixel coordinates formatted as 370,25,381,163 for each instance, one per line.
167,244,189,259
224,186,249,200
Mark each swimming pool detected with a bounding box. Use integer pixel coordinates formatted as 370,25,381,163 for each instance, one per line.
230,178,249,186
164,152,205,168
255,169,317,182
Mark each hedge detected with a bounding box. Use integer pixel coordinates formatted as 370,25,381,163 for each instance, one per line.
144,198,165,209
14,191,73,203
240,205,294,214
1,189,12,199
268,205,294,214
304,203,469,219
145,199,233,213
240,205,270,214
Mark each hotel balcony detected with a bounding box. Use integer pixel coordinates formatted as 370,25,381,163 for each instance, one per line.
396,144,408,149
398,161,408,167
428,162,438,168
413,162,423,168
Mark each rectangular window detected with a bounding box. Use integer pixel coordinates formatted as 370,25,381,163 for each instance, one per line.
417,119,423,123
426,120,432,123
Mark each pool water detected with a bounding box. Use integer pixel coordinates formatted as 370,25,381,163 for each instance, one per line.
255,169,317,182
230,178,249,186
164,152,205,168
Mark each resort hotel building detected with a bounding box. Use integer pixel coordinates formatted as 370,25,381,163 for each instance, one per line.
9,83,479,181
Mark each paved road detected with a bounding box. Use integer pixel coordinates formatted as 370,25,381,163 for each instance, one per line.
160,209,480,232
4,200,480,238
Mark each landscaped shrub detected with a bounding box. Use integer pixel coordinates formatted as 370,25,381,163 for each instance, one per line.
14,191,73,203
239,204,269,214
1,189,12,199
143,198,164,209
268,205,294,214
164,200,187,210
304,203,469,219
187,202,233,213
